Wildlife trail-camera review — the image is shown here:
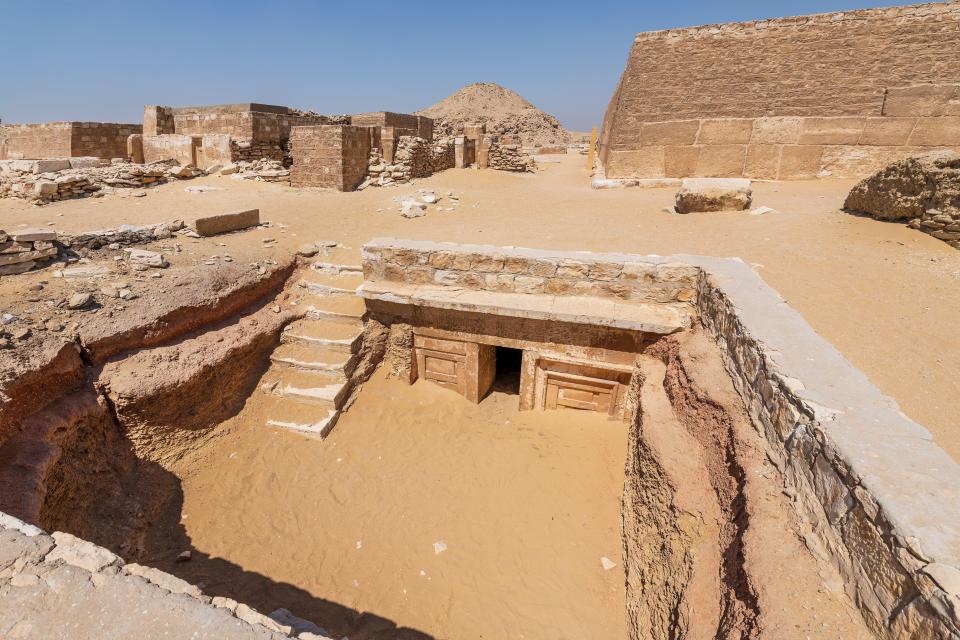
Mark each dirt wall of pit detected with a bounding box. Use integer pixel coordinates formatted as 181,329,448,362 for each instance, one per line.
599,2,960,179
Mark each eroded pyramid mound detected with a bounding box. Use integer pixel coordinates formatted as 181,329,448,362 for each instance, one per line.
417,83,570,146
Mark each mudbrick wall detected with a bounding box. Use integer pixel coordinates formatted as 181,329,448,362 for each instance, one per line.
600,1,960,179
0,122,142,160
361,239,960,639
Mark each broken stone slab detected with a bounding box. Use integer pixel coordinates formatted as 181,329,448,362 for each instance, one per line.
219,163,239,175
69,157,104,170
11,228,57,242
67,292,94,310
123,563,202,598
34,181,58,197
33,159,71,173
0,247,57,266
125,248,169,268
591,178,640,189
234,603,293,635
675,178,753,213
0,261,37,276
168,165,194,178
184,185,225,194
60,265,112,278
192,209,260,237
47,531,121,573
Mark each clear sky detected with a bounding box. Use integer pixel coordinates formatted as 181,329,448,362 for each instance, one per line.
0,0,895,131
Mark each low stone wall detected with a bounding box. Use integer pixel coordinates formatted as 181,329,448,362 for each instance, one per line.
361,239,700,309
603,113,960,180
362,238,960,638
489,142,532,172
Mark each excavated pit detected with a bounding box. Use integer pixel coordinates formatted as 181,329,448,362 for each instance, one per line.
0,250,880,640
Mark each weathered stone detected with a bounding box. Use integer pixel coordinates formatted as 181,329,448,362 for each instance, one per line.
11,228,57,242
193,209,260,237
126,249,169,268
47,531,121,573
675,178,752,213
124,563,201,597
67,292,94,309
845,151,960,221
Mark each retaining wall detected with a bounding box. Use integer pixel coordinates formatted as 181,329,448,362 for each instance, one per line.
600,2,960,179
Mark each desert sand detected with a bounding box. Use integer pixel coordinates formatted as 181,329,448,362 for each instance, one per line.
3,154,958,461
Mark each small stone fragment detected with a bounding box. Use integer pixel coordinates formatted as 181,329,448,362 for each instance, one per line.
67,292,93,310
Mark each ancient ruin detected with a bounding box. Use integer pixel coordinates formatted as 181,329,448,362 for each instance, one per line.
1,2,960,639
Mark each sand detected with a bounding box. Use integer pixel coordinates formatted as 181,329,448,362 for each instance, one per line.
3,155,957,460
146,369,628,640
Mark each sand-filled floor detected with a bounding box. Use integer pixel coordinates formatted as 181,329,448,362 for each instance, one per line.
147,368,628,640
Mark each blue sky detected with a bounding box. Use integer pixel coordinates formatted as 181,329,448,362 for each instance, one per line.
0,0,891,130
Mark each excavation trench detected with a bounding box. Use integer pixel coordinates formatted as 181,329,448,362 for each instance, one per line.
0,258,873,639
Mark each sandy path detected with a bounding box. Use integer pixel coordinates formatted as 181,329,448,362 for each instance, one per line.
153,369,628,640
2,157,958,459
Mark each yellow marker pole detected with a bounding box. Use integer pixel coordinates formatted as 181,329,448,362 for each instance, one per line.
587,126,597,173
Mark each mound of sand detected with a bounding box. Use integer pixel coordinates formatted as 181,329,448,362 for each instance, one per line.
417,82,571,146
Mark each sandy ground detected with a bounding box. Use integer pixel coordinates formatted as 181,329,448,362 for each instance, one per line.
3,155,957,460
148,369,627,640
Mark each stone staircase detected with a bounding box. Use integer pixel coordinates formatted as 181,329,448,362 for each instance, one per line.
260,255,366,437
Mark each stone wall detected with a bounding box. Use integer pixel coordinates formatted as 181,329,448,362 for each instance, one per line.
361,238,960,639
351,112,433,141
0,122,142,160
489,141,532,172
600,2,960,179
289,125,370,191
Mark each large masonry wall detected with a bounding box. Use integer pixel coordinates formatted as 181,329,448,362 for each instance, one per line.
600,2,960,179
0,122,141,160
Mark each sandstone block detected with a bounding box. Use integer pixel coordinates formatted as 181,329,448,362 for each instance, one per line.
12,228,56,242
0,247,57,266
0,261,36,276
797,118,866,145
695,145,746,177
605,147,665,178
697,119,753,145
126,249,169,268
743,145,782,179
860,118,917,146
751,117,802,144
675,178,752,213
34,159,70,173
641,120,701,146
883,84,960,117
193,209,260,237
664,146,700,178
907,117,960,146
779,146,824,179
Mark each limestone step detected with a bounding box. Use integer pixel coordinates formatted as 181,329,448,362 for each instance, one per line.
312,245,360,266
262,395,339,437
261,368,351,408
281,317,364,352
299,271,364,296
270,342,357,377
302,293,367,320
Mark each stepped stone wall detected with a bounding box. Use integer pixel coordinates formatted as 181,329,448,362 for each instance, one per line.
600,2,960,179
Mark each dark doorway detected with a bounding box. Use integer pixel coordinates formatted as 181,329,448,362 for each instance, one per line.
493,346,523,395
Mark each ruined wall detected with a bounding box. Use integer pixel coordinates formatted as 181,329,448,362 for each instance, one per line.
351,112,433,141
0,122,141,160
600,2,960,179
289,125,371,191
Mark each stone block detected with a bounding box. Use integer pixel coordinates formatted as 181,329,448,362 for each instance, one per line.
907,117,960,146
11,228,56,242
883,84,960,117
860,118,916,146
34,181,58,197
743,145,782,179
193,209,260,236
34,159,71,173
123,563,202,597
641,120,701,146
751,117,802,144
797,118,866,145
127,134,144,164
695,145,746,178
675,178,752,213
606,147,665,178
69,157,102,169
47,531,121,573
779,146,824,179
664,146,700,178
697,119,753,145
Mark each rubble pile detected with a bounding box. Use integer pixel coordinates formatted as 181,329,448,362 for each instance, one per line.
228,159,290,183
361,137,454,189
0,228,60,277
844,151,960,248
417,82,571,146
0,159,203,204
489,142,534,172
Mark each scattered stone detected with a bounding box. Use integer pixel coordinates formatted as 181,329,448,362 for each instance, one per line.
401,199,427,218
421,192,439,204
433,541,447,555
67,292,93,310
297,244,319,257
176,550,192,563
193,209,260,237
268,609,331,638
11,228,57,242
184,185,225,194
12,327,30,340
126,249,169,268
750,206,777,216
119,288,136,300
132,190,146,197
45,320,64,332
234,603,293,635
124,563,201,597
101,287,120,299
675,178,753,213
0,261,37,276
600,556,616,571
